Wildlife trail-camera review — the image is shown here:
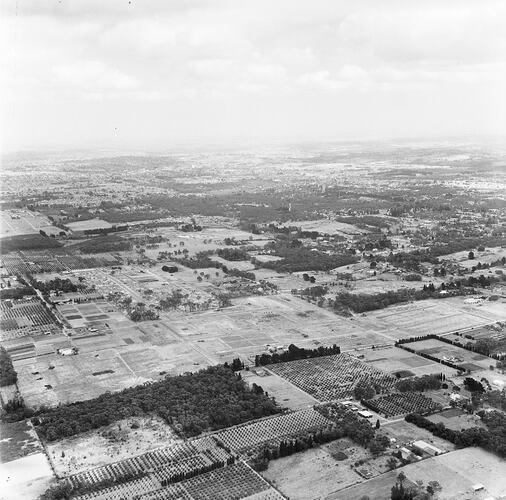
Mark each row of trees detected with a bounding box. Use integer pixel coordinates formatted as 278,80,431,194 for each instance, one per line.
0,347,17,386
33,365,280,441
405,411,506,458
254,343,341,366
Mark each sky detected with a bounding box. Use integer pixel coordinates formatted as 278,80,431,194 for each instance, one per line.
1,0,506,152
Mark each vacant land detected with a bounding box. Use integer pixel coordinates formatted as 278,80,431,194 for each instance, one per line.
427,408,486,431
356,297,506,340
404,338,492,372
262,441,364,499
0,210,52,238
242,368,318,410
0,420,43,464
400,448,506,499
359,346,458,378
47,416,182,476
0,453,54,500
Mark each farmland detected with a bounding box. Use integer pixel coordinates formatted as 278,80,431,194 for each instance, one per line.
47,416,183,476
363,393,441,417
268,353,396,401
261,437,394,500
0,297,61,341
68,457,281,500
1,142,506,500
400,338,492,372
214,408,333,453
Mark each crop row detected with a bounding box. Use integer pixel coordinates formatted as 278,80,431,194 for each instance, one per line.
76,462,275,500
0,299,57,330
268,353,396,401
69,437,231,491
214,408,333,452
362,393,442,417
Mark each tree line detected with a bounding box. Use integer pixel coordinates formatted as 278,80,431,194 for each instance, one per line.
254,343,341,366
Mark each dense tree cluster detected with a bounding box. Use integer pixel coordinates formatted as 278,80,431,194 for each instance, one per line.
463,377,485,393
293,285,328,298
128,303,159,322
395,374,443,393
316,403,378,448
33,278,84,294
216,247,250,261
74,235,132,254
33,365,280,441
254,344,341,366
331,288,448,314
260,241,357,273
405,411,506,458
0,347,17,386
0,234,62,254
387,251,439,272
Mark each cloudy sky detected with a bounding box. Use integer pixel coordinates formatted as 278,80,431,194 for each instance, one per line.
1,0,505,152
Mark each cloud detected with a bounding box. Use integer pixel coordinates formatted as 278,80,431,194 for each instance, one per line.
1,0,505,150
53,61,138,92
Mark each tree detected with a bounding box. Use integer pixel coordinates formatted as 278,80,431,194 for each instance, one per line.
468,251,475,260
354,382,376,401
426,481,442,497
375,419,381,429
387,457,397,470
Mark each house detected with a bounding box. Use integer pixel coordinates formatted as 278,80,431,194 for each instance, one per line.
358,410,373,418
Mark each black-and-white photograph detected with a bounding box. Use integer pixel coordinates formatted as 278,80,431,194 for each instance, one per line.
1,1,506,499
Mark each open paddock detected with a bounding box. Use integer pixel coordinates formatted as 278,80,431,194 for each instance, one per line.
427,409,486,431
331,470,408,500
0,210,52,238
398,448,506,499
168,294,391,363
242,369,318,410
402,338,492,372
0,420,43,464
0,452,54,500
356,297,506,340
359,346,458,378
261,437,377,500
47,416,182,477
